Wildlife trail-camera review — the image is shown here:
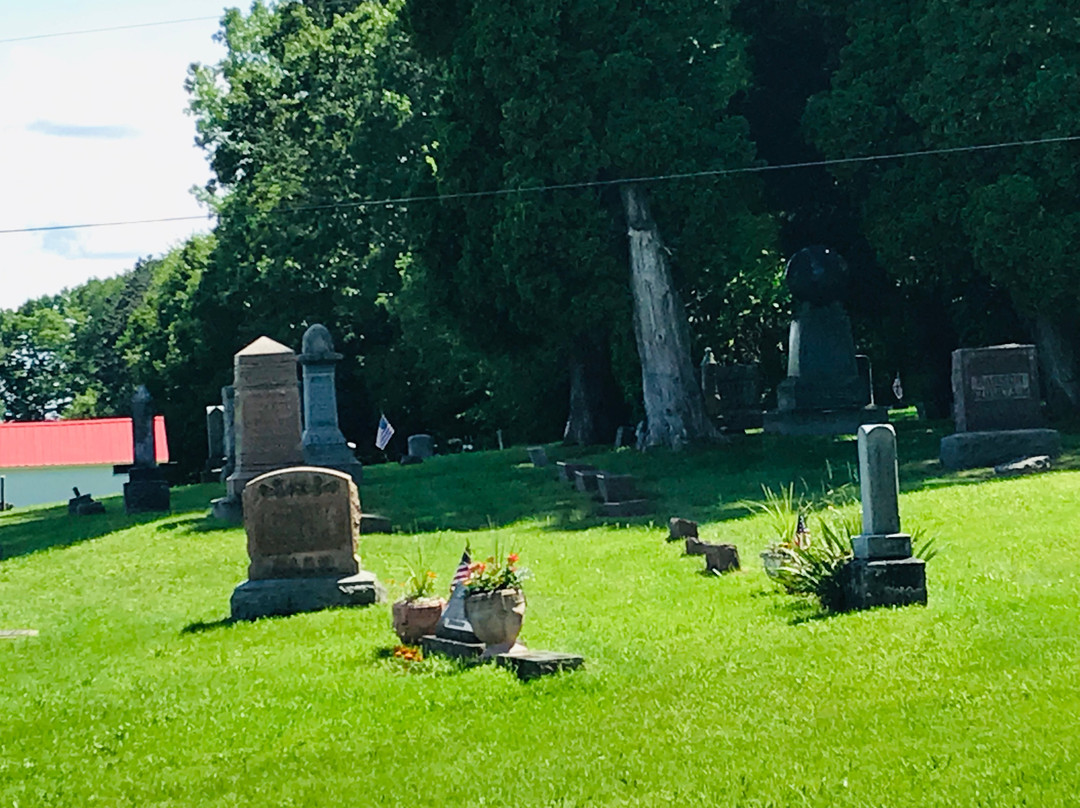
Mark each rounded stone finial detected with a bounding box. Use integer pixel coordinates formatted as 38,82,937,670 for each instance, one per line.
299,323,343,363
785,246,848,306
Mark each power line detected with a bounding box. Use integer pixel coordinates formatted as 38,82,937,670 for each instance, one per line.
2,133,1078,236
0,16,221,45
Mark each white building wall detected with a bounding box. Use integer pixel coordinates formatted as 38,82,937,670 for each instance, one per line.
0,465,124,508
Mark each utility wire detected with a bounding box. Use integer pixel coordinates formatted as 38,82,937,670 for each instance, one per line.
2,133,1078,236
0,16,221,45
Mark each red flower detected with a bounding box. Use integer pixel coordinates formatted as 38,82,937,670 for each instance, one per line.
507,553,519,564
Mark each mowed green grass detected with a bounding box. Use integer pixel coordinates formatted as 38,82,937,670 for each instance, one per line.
3,422,1080,807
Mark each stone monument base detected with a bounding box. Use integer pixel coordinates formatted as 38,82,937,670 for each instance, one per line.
496,650,584,680
230,571,384,621
763,406,889,436
939,428,1061,470
841,557,926,611
211,495,242,523
598,499,651,518
124,469,170,514
420,634,486,660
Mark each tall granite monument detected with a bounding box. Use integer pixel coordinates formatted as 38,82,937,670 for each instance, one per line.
230,466,383,620
212,337,304,522
763,247,888,435
203,404,225,481
123,386,171,514
298,324,362,484
220,385,236,483
939,344,1061,469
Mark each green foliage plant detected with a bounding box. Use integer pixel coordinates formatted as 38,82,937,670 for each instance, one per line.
391,545,440,602
462,550,529,594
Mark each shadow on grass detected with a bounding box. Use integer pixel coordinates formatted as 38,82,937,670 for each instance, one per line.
181,617,237,634
0,483,224,562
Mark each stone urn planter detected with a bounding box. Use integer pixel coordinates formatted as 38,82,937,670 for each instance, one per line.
392,597,446,645
760,549,786,580
464,588,526,658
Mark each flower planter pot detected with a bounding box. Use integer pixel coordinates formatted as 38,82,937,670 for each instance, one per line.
392,597,446,645
760,549,785,580
464,588,526,657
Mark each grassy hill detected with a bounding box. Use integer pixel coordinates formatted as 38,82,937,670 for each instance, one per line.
3,419,1080,806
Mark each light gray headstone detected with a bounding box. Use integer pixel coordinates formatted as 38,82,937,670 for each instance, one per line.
298,324,362,483
858,423,900,535
408,434,435,458
221,386,236,481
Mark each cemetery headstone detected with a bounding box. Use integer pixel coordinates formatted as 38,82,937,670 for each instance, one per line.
230,466,383,620
496,650,584,681
855,354,874,407
574,469,601,495
668,517,698,542
68,487,105,516
939,344,1061,469
842,424,926,610
527,446,549,467
557,462,596,484
704,543,740,573
212,337,304,522
596,472,650,517
220,385,236,483
298,324,363,484
203,405,225,482
124,386,171,514
408,434,435,459
701,350,764,431
763,247,888,435
422,554,485,659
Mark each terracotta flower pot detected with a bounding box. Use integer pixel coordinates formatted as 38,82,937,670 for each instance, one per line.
391,597,446,645
464,588,526,656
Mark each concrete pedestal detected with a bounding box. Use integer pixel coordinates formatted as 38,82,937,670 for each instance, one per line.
841,557,926,611
230,572,384,621
124,468,170,514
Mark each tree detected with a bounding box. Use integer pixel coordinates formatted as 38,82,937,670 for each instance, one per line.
804,0,1080,413
408,0,780,448
0,301,75,420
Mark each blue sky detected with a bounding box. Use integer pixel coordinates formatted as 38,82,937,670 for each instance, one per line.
0,1,232,309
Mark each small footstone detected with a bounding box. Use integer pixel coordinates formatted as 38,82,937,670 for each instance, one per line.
669,517,698,542
704,543,740,573
359,514,393,534
598,499,651,518
421,634,485,660
496,650,584,681
685,536,708,556
994,455,1052,476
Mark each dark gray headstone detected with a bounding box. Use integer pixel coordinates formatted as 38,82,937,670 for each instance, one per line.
131,385,157,469
526,446,549,467
704,543,740,573
408,434,435,459
435,582,480,644
951,344,1043,432
496,651,584,681
597,473,638,503
125,386,170,514
298,324,363,484
668,517,698,541
205,405,225,471
220,385,236,482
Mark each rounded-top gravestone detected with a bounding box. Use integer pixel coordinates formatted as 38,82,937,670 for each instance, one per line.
298,323,362,484
785,245,848,307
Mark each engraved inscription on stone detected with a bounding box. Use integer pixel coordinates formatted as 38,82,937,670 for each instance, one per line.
242,466,361,580
970,373,1030,402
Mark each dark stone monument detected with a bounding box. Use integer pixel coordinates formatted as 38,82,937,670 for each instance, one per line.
422,556,485,659
701,349,764,431
841,424,926,611
123,386,170,514
939,344,1061,469
220,386,236,483
203,404,225,482
68,487,105,516
230,467,383,620
574,469,600,495
526,446,549,467
668,517,698,542
703,543,740,573
299,324,363,484
763,247,889,435
596,473,650,517
496,651,584,681
407,434,435,459
557,462,596,484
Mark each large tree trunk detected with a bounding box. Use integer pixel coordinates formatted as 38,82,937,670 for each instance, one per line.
1034,313,1080,417
563,331,621,445
620,183,718,448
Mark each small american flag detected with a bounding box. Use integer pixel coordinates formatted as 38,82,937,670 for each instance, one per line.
892,373,904,403
375,413,395,450
795,513,810,548
450,548,471,592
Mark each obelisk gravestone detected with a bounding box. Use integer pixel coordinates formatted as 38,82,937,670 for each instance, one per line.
123,385,170,514
298,324,362,484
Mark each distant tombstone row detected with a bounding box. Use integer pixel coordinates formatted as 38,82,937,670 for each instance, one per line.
939,343,1061,470
552,461,650,518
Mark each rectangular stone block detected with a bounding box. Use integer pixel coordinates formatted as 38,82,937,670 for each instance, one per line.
939,428,1061,470
704,543,740,573
842,557,926,611
496,650,584,681
574,469,600,494
527,446,549,467
685,535,708,555
951,344,1043,432
359,514,393,534
421,634,485,660
668,517,698,541
852,533,911,560
596,473,638,503
557,462,595,483
598,499,651,517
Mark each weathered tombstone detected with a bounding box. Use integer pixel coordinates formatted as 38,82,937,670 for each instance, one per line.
557,461,596,483
701,349,764,431
68,487,105,516
407,434,435,459
203,405,225,482
230,466,383,620
574,469,600,494
704,543,740,573
220,385,236,483
668,517,698,542
763,247,888,435
124,386,171,514
212,337,304,522
596,473,650,517
842,424,926,610
422,553,485,659
496,651,584,681
939,344,1060,469
527,446,549,467
298,324,363,484
855,354,874,407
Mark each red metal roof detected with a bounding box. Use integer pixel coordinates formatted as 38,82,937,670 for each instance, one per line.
0,416,169,468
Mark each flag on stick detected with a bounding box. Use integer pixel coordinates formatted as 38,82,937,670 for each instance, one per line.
892,373,904,403
451,547,471,592
375,413,395,450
